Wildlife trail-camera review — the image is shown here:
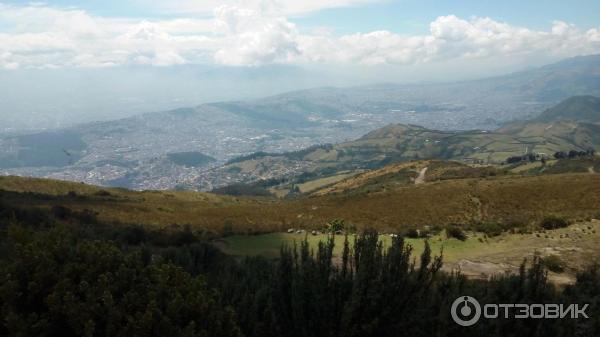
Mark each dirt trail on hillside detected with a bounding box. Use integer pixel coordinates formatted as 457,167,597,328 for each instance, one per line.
446,260,575,285
448,260,516,279
415,167,428,184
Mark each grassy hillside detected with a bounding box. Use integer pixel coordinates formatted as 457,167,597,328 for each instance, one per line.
311,160,508,196
519,156,600,175
535,95,600,123
217,119,600,193
2,167,600,235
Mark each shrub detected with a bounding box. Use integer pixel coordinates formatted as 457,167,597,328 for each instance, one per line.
327,219,346,233
446,226,467,241
72,209,98,224
0,228,241,337
118,225,148,245
473,222,503,237
94,190,111,197
405,228,420,238
428,225,443,236
145,228,200,247
51,205,71,220
173,227,198,246
540,216,570,230
542,255,565,273
212,183,274,197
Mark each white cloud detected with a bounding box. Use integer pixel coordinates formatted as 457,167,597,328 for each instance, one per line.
133,0,384,16
0,3,216,68
588,28,600,42
0,3,599,70
212,5,300,65
0,51,19,69
298,15,600,66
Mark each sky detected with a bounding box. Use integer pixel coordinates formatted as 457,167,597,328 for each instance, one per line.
1,0,600,69
0,0,599,129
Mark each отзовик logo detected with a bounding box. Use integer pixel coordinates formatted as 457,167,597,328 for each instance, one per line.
451,296,482,326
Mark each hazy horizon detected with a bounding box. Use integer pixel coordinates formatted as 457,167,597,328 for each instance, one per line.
0,58,568,132
1,0,600,131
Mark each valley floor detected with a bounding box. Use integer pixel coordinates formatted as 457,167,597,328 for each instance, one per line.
217,220,600,285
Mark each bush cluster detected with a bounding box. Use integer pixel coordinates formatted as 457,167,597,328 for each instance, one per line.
540,216,570,230
445,225,467,241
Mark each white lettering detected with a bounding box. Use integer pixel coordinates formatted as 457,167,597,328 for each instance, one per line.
515,304,529,318
530,304,544,318
561,304,574,318
498,304,514,318
574,304,589,319
484,304,498,318
545,304,559,318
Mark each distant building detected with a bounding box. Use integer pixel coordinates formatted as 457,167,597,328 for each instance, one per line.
462,158,483,164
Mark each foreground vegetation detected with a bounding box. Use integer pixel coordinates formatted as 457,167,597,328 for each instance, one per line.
1,222,599,337
1,158,599,335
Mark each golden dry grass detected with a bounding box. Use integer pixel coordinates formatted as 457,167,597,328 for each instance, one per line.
312,161,426,195
296,171,359,193
2,171,600,235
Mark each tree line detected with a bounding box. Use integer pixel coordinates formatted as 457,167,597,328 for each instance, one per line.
1,202,599,336
506,149,596,164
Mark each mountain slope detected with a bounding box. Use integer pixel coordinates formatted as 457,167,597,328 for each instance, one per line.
2,171,600,232
535,95,600,123
1,55,599,191
210,116,600,191
481,54,600,102
216,120,600,178
310,160,508,196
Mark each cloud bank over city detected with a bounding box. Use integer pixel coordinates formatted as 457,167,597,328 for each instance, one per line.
1,1,599,70
0,0,599,130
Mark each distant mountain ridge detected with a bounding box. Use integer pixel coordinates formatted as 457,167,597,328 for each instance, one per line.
1,54,600,190
207,96,600,190
535,95,600,123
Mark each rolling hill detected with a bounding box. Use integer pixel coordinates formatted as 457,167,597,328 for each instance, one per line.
535,95,600,123
1,166,600,233
210,118,600,190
